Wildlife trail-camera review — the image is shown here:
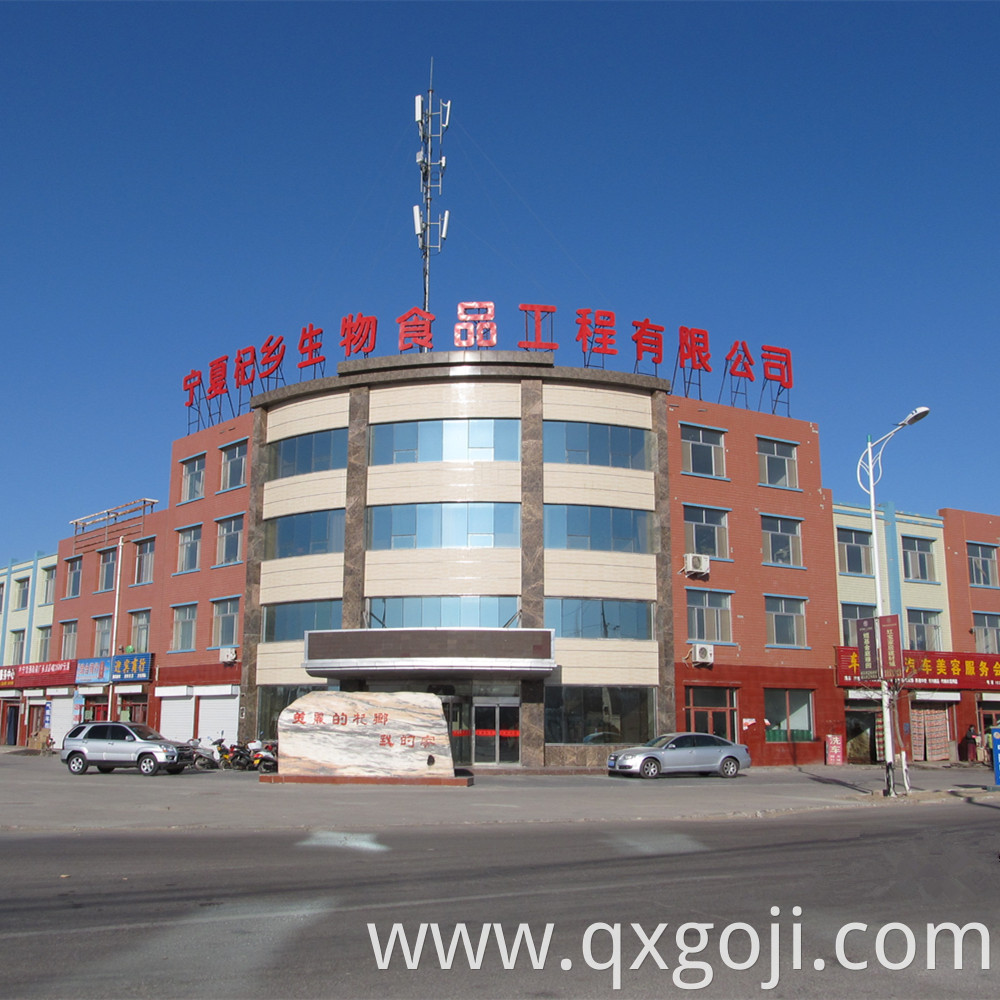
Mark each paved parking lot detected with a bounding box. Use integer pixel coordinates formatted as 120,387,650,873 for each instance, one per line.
2,749,997,833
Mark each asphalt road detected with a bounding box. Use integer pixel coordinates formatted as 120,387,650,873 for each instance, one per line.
4,753,1000,999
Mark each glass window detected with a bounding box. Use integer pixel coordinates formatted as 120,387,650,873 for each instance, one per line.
683,506,728,558
177,526,202,573
217,515,244,565
262,600,343,643
130,610,150,654
134,539,155,584
764,689,813,742
264,510,344,559
968,543,998,588
543,505,654,554
368,596,519,630
757,438,798,488
545,598,653,640
212,598,240,648
766,596,806,646
837,528,872,575
681,425,725,477
686,590,732,643
61,621,78,659
902,536,935,581
14,578,29,610
762,516,802,566
36,626,51,662
9,630,25,665
97,549,117,592
266,428,348,481
181,454,206,502
973,612,1000,654
220,440,247,490
65,558,82,598
544,686,655,745
542,421,652,470
93,616,112,657
367,503,520,551
841,603,876,646
171,605,197,651
0,582,4,613
907,609,940,651
40,567,55,605
370,419,520,465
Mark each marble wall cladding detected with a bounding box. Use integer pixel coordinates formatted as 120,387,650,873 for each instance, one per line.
342,387,370,630
520,378,545,629
277,691,455,777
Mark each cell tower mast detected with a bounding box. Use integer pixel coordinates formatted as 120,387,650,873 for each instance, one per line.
412,60,451,317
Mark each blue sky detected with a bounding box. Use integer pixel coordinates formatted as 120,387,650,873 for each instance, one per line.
2,1,997,563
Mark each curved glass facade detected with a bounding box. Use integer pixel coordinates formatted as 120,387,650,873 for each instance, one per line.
545,598,654,640
367,596,519,629
367,503,520,550
266,428,348,481
263,509,346,559
544,504,655,553
543,420,653,470
370,419,520,465
262,600,343,642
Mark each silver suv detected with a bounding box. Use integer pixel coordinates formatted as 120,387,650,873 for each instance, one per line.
61,722,194,776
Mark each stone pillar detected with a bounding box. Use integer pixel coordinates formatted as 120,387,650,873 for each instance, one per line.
342,386,370,630
652,389,675,735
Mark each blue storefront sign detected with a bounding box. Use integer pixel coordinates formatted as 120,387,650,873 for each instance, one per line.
111,653,151,682
76,658,113,683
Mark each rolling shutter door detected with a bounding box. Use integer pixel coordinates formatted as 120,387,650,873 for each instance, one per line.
158,696,195,741
195,692,240,744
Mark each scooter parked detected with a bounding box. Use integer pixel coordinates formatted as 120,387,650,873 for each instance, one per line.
247,738,278,773
190,736,227,771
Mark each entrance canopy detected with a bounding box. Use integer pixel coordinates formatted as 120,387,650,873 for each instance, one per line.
303,627,556,681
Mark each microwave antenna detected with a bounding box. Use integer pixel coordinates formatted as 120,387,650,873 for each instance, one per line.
412,59,451,323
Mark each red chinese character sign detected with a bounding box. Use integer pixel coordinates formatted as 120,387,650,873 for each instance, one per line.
836,646,1000,691
275,691,456,779
182,303,795,427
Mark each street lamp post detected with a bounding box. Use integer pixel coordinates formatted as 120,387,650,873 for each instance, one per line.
856,406,930,797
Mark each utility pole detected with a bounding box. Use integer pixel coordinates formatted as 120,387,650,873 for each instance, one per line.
412,60,451,324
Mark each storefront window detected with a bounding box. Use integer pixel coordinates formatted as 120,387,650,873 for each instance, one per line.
764,689,814,742
544,686,654,745
258,685,325,740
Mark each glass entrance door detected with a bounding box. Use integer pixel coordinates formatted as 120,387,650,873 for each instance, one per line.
473,701,520,765
440,697,472,766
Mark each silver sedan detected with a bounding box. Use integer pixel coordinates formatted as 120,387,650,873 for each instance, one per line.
607,732,751,779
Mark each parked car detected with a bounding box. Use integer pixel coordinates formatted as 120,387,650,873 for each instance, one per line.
607,732,751,779
60,722,195,776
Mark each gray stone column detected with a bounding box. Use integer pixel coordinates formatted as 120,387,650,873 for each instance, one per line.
342,386,370,631
519,379,545,766
652,389,675,734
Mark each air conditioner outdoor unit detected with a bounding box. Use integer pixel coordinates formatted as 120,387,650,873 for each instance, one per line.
684,553,711,575
219,647,238,664
692,643,715,665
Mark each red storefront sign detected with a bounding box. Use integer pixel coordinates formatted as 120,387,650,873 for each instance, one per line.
879,614,903,679
14,660,77,687
0,666,16,689
836,647,1000,691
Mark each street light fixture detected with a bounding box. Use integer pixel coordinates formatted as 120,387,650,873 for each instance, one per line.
856,405,930,797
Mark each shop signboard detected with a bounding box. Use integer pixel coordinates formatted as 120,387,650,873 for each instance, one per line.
111,653,151,682
836,646,1000,691
76,658,113,684
856,619,879,681
14,660,76,687
878,615,903,679
0,666,16,689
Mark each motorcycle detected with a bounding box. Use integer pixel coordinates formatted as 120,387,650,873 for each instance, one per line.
220,740,255,770
189,736,227,771
246,738,278,773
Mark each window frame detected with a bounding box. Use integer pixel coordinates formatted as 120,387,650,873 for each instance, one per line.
212,597,240,648
902,536,936,582
841,602,877,646
764,688,814,742
757,437,799,489
171,604,198,651
837,527,872,575
216,515,245,565
176,525,202,574
973,612,1000,654
762,515,803,567
968,543,998,588
765,595,807,647
686,589,733,643
65,558,82,599
220,440,248,491
680,424,725,478
180,453,206,503
683,505,729,559
134,539,155,585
